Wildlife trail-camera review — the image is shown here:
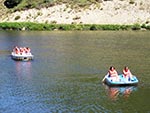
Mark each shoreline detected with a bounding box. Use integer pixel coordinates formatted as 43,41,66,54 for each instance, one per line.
0,22,149,31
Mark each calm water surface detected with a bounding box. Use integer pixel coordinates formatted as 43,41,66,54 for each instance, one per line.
0,31,149,113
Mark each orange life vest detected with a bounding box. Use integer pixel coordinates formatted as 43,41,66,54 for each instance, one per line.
109,70,118,77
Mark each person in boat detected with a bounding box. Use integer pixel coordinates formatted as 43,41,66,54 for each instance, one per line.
19,47,24,55
23,47,28,54
122,66,133,79
26,47,31,54
13,46,20,54
107,66,119,81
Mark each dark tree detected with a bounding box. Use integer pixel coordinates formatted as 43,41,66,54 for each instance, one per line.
4,0,22,8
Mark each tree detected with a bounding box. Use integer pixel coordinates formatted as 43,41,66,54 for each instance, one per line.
4,0,22,8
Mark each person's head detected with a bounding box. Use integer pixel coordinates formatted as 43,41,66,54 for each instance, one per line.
110,66,115,71
124,66,129,71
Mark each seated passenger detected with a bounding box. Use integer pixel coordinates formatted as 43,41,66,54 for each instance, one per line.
107,66,119,81
26,47,31,54
19,47,24,55
122,66,133,79
13,46,20,54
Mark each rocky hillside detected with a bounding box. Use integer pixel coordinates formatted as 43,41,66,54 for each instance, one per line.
0,0,7,17
1,0,150,25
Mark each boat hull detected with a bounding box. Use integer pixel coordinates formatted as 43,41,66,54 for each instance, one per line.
103,74,138,86
11,52,33,61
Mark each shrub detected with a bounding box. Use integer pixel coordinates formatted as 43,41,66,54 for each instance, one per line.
145,25,150,30
141,24,146,28
73,16,81,20
90,25,97,30
14,15,21,20
51,21,57,24
120,25,132,30
4,0,22,8
129,0,135,4
100,25,120,30
132,23,141,30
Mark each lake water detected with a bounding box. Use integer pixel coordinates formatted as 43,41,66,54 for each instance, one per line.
0,31,149,113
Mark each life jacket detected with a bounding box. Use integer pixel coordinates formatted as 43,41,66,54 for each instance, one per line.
15,47,20,54
109,70,118,77
25,48,31,53
123,69,131,77
23,47,28,53
27,48,31,52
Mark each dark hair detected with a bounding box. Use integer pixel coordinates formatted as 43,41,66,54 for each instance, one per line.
124,66,128,69
110,66,115,70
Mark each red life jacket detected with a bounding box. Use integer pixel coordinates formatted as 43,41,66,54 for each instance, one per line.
123,69,131,77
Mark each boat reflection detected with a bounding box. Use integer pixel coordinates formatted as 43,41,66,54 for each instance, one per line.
104,85,137,101
15,61,32,80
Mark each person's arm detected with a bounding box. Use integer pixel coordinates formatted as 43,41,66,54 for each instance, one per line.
128,70,133,78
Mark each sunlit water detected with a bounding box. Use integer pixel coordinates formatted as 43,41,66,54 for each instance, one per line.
0,31,149,113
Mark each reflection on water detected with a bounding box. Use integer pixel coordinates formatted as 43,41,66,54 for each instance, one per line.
15,61,32,80
104,85,137,101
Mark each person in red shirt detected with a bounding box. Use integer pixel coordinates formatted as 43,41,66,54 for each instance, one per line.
122,66,133,79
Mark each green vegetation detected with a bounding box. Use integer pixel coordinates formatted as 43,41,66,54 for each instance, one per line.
0,22,149,31
132,23,141,30
4,0,22,8
14,15,21,20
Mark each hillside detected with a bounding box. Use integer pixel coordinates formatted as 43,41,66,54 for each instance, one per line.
0,0,7,17
1,0,150,25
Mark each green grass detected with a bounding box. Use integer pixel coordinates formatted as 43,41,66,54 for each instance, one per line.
0,22,147,31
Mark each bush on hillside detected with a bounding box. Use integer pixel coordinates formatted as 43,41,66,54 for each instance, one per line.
4,0,22,8
132,23,141,30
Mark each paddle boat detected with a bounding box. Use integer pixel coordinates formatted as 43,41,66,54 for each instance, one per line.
11,46,34,61
102,74,138,86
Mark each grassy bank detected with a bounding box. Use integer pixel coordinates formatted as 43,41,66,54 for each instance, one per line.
0,22,149,31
